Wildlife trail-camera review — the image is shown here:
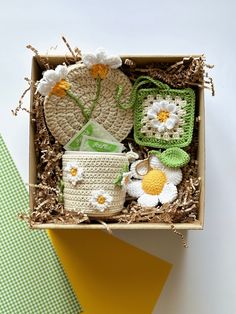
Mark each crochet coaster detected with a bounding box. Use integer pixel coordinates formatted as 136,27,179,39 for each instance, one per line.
44,63,133,145
134,86,195,149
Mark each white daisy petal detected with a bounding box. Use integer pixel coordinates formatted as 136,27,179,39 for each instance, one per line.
105,56,122,69
81,53,98,68
163,167,182,185
36,81,52,96
105,194,113,204
127,180,144,198
167,103,177,113
160,100,168,110
138,194,159,207
130,160,148,179
147,109,157,119
55,65,68,80
169,113,179,123
158,183,178,204
152,102,161,112
151,120,161,129
96,205,105,212
149,155,165,171
166,118,175,130
157,125,165,132
43,69,59,83
95,48,107,63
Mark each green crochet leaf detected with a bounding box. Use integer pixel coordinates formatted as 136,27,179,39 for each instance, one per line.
114,173,122,186
114,164,129,186
159,147,190,168
122,163,129,172
148,150,162,158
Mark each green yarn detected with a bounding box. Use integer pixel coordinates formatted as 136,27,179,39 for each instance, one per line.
115,76,195,149
161,148,190,168
66,89,90,121
149,150,162,159
134,87,195,149
66,77,102,122
89,77,102,119
113,164,129,186
115,76,170,110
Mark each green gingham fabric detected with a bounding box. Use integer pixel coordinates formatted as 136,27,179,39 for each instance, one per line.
0,134,82,313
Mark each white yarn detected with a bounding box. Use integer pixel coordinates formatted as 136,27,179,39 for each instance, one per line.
127,156,182,207
36,64,68,96
89,190,113,212
147,100,179,132
158,183,178,204
137,194,159,207
82,48,122,69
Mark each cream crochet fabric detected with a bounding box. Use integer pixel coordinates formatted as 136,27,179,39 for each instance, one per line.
62,152,128,217
44,63,133,145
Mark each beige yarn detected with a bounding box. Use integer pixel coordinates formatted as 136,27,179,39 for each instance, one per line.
62,152,128,217
44,63,133,145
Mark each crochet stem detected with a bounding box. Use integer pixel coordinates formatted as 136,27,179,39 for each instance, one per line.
88,77,101,119
66,89,89,121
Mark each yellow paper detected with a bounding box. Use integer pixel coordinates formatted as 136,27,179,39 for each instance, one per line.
49,230,172,314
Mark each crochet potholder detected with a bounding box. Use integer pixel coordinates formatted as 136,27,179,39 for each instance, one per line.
39,49,133,145
133,78,195,149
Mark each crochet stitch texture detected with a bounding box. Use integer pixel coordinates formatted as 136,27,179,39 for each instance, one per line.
134,87,195,149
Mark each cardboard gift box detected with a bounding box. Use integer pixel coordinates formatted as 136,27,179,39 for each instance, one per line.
29,55,205,230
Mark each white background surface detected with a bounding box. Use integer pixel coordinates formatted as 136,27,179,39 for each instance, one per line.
0,1,236,313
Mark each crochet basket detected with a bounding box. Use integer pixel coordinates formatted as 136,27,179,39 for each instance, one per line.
44,63,133,145
133,77,195,149
62,151,128,217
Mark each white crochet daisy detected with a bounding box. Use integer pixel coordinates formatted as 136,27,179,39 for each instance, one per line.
64,162,84,186
82,48,122,69
36,64,69,96
89,190,113,212
147,100,179,132
82,48,122,79
127,155,182,207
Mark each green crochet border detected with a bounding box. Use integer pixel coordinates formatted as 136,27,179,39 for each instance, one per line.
134,87,195,149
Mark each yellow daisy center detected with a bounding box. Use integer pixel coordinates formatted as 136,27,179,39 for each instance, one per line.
51,79,70,97
157,110,169,122
90,64,109,79
97,195,106,204
70,167,78,176
142,169,167,195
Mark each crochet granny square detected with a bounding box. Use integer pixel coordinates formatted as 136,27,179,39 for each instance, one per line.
134,87,195,149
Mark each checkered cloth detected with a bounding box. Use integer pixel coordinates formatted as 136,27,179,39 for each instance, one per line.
0,134,82,313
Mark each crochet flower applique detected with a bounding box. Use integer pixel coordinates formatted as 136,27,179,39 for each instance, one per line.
147,100,179,132
89,190,113,212
82,48,122,79
127,155,182,207
64,162,84,186
36,65,70,97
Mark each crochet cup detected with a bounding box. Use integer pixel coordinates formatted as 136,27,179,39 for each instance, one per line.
62,151,129,217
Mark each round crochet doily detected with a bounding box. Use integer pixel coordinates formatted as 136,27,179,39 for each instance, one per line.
44,63,133,145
